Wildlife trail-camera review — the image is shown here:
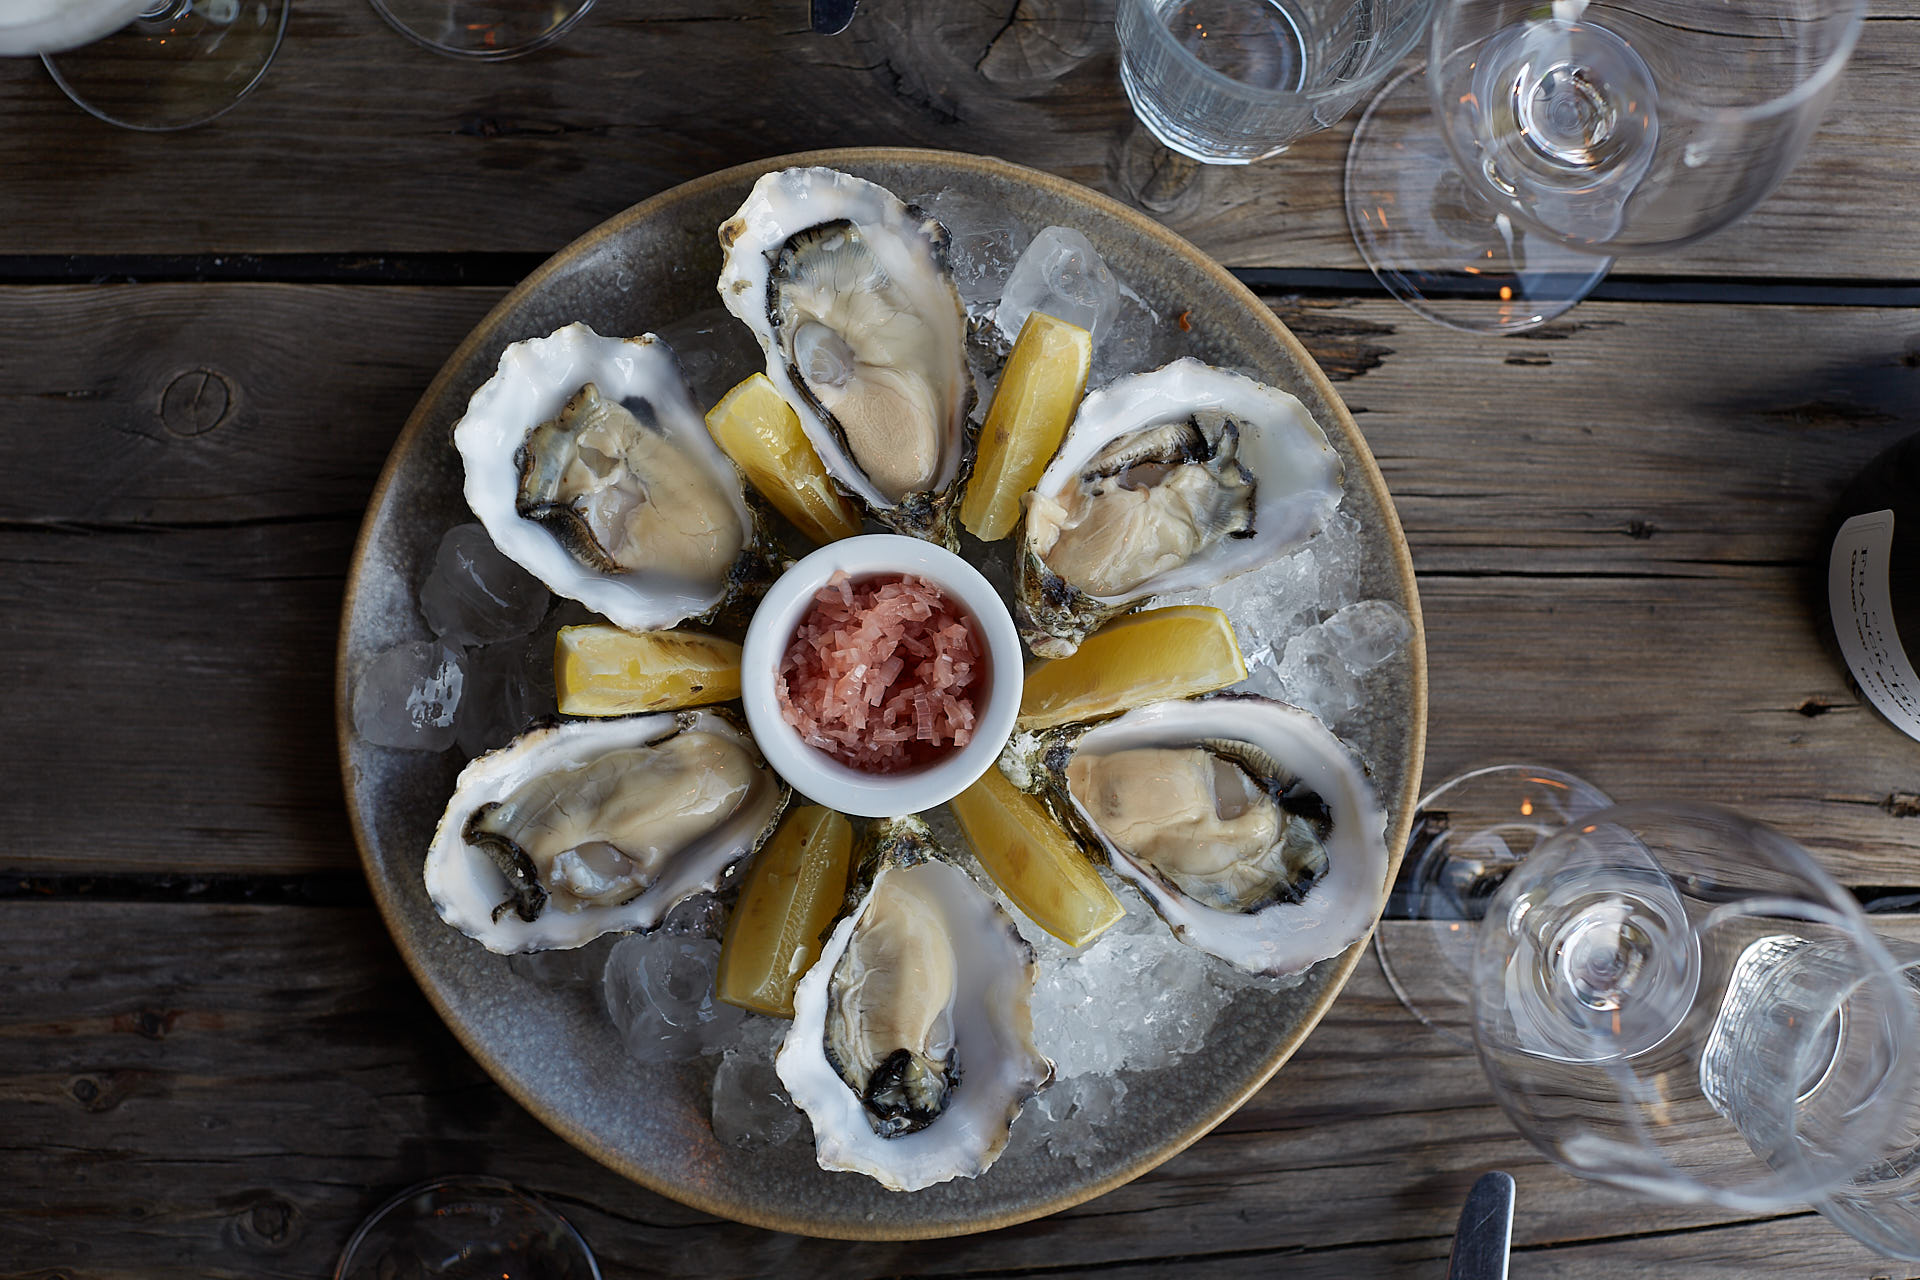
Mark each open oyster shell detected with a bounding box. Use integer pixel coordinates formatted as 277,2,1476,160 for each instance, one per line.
1030,695,1389,976
717,167,973,548
424,711,789,953
453,322,765,632
1015,359,1344,657
777,816,1052,1191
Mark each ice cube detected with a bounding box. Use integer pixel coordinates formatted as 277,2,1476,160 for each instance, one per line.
455,636,545,758
996,226,1120,349
507,936,612,987
352,640,466,752
418,524,549,647
913,188,1033,307
602,934,746,1064
1090,290,1180,388
517,597,596,718
711,1021,805,1149
652,307,765,413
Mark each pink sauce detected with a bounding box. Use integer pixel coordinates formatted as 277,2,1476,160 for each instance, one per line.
776,571,982,774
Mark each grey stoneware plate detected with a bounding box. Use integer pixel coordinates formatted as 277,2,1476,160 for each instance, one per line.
336,147,1428,1240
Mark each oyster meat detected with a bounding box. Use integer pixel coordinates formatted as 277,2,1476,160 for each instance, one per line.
718,167,973,547
1017,359,1344,657
424,711,788,953
454,322,761,632
1036,695,1388,976
777,817,1051,1191
518,383,744,581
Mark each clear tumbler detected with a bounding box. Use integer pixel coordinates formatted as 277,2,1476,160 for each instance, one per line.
1115,0,1434,164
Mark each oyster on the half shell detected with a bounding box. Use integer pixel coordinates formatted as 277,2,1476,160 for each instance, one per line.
718,167,973,548
424,711,788,953
777,816,1051,1192
1029,695,1388,976
454,322,765,632
1016,359,1344,657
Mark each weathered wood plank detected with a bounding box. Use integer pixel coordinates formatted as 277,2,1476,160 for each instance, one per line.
2,287,1916,878
0,0,1912,279
3,903,1907,1276
1277,297,1920,577
0,284,503,525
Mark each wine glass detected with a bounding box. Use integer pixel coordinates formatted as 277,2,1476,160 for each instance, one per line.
1343,0,1866,332
1471,803,1918,1210
1114,0,1435,165
30,0,288,132
335,1176,601,1280
1375,763,1613,1045
369,0,595,60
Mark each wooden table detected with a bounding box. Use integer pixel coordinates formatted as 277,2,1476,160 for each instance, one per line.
4,1,1918,1275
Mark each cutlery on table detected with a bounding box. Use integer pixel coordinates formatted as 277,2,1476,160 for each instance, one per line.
1446,1171,1515,1280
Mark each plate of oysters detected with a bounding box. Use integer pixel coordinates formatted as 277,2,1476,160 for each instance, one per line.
337,148,1427,1238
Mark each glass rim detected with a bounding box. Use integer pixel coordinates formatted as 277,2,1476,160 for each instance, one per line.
1118,0,1434,106
1471,801,1916,1212
40,0,289,134
333,1175,602,1280
367,0,597,61
1430,0,1867,126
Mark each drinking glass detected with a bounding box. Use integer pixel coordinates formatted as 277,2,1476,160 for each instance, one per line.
1375,763,1613,1045
335,1176,601,1280
1803,940,1920,1260
1115,0,1435,164
16,0,287,131
1344,0,1865,331
369,0,595,59
1472,803,1917,1209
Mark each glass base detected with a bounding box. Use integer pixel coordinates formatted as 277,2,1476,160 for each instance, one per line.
1375,764,1613,1046
1343,64,1614,334
336,1177,600,1280
42,0,286,132
368,0,596,60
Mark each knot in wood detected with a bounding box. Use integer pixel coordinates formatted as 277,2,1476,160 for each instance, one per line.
159,367,234,438
70,1075,122,1112
131,1007,178,1040
1113,128,1205,216
248,1197,295,1244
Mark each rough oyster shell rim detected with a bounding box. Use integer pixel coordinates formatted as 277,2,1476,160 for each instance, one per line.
423,709,790,954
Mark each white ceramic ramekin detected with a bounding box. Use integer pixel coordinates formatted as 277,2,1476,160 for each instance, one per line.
740,534,1023,818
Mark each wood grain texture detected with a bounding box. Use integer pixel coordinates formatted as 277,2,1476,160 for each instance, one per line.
1,902,1906,1277
0,0,1912,278
3,286,1917,878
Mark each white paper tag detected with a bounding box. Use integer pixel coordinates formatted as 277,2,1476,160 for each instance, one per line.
1829,510,1920,743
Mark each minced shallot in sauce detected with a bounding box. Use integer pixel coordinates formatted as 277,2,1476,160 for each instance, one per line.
777,571,982,773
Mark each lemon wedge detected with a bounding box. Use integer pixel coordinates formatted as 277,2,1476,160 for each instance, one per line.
1018,605,1246,731
554,624,742,716
959,312,1092,542
950,765,1123,948
717,806,854,1017
704,373,862,546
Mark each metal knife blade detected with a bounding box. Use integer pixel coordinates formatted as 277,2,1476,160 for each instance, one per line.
1445,1171,1515,1280
810,0,859,35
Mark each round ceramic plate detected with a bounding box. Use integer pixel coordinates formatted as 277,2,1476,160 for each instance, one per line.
336,147,1428,1240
